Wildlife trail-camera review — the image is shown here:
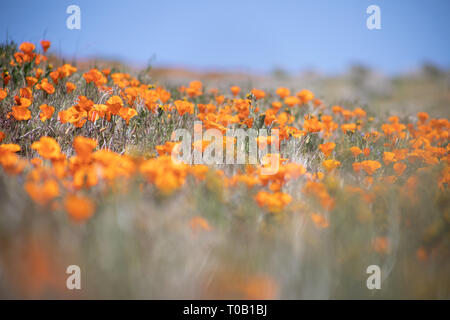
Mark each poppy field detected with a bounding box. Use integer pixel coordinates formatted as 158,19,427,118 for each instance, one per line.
0,40,449,299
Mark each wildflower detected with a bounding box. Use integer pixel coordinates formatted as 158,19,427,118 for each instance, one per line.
353,107,367,118
332,105,343,114
417,112,429,124
17,97,32,107
39,104,55,122
66,82,76,93
303,117,324,133
284,96,300,107
341,123,357,134
19,42,35,54
64,194,95,222
31,137,61,160
174,100,194,116
383,152,396,165
271,101,282,112
186,80,203,97
363,147,370,157
393,162,407,176
49,70,59,84
360,160,382,176
83,69,107,87
230,86,241,97
40,78,55,94
2,71,11,86
73,136,97,160
119,107,138,125
40,40,51,53
215,95,225,105
12,106,31,121
106,95,124,116
276,87,290,99
319,142,336,158
322,159,340,172
102,68,111,77
26,77,38,87
0,143,21,154
0,88,7,101
255,191,292,213
251,88,265,100
352,162,362,173
296,89,314,104
349,146,362,157
24,179,59,206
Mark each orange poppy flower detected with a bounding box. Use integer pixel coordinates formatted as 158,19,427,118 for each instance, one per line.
303,117,324,133
296,89,314,104
31,136,61,159
0,88,7,101
349,146,362,157
19,42,35,54
319,142,336,158
174,100,194,116
186,80,203,97
284,96,300,107
251,88,266,100
360,160,382,176
83,68,107,87
66,82,76,93
64,194,95,222
101,68,110,77
322,159,341,172
49,70,59,84
119,107,138,125
73,136,97,159
363,147,370,157
353,107,367,118
0,131,5,143
271,101,282,112
0,143,21,154
25,179,59,206
230,85,241,97
383,151,396,165
26,76,38,87
39,104,55,122
417,112,429,124
215,95,225,105
276,87,290,99
254,191,292,213
40,78,55,95
332,105,343,114
341,123,357,134
40,40,51,53
106,95,124,115
393,162,407,176
12,106,31,121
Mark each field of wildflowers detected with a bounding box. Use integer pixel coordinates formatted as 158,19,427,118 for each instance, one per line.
0,40,449,299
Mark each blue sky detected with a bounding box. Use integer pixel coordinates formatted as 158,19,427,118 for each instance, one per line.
1,0,449,74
